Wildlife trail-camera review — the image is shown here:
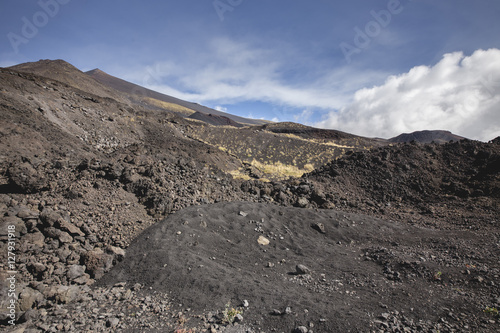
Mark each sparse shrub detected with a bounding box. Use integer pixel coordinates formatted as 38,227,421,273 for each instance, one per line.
250,160,310,179
222,302,243,324
228,169,251,180
143,97,195,116
303,163,315,172
484,306,499,316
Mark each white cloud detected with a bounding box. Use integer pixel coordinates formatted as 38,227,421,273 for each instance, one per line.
122,38,386,112
119,38,499,141
294,109,314,123
214,105,227,112
316,49,500,141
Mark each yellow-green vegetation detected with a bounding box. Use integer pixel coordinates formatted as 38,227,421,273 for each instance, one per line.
250,160,313,179
142,97,195,116
228,169,251,181
319,141,356,149
222,302,243,324
271,131,358,149
303,163,315,172
278,132,308,141
185,118,206,124
484,306,499,316
183,123,376,180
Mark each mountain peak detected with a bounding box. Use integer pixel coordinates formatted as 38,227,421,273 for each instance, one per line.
10,59,82,73
8,59,127,102
86,68,106,75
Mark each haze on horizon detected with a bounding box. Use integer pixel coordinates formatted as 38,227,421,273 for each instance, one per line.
1,0,499,141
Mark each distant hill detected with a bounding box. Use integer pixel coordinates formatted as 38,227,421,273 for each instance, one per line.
188,112,244,127
389,130,466,144
261,122,364,141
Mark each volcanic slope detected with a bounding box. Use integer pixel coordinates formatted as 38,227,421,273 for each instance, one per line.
10,59,267,126
9,59,128,104
0,59,499,333
185,122,384,180
85,67,268,125
7,60,386,180
304,139,500,230
99,201,499,333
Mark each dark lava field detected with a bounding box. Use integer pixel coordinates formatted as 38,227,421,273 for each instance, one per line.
0,60,499,332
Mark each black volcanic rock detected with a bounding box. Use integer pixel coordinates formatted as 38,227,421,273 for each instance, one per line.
98,201,499,332
260,122,360,141
306,138,500,219
188,111,244,127
1,59,499,333
389,130,465,144
490,136,500,144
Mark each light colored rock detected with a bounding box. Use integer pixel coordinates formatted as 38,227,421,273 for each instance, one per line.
293,326,308,333
0,216,26,236
19,287,44,311
311,222,326,234
21,232,45,248
296,197,309,208
67,265,86,280
54,285,81,304
40,210,61,228
257,236,270,246
107,245,126,260
31,262,46,274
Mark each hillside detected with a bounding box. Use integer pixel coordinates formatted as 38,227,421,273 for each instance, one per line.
9,60,127,104
187,111,244,127
389,130,466,144
85,67,268,125
0,60,499,333
184,123,382,180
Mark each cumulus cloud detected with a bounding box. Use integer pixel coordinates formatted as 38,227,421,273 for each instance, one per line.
214,105,228,112
122,40,499,141
316,49,500,141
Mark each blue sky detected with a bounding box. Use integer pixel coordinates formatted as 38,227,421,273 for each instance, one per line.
1,0,500,140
